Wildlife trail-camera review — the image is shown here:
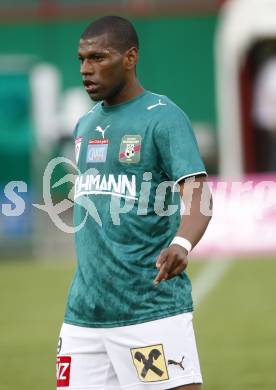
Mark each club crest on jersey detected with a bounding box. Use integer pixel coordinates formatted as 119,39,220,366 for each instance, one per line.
75,137,83,164
87,139,109,163
119,135,141,164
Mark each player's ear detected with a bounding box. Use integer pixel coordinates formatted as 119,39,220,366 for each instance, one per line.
124,47,138,70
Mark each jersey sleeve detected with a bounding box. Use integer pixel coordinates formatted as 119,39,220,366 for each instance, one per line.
154,108,207,183
73,120,80,138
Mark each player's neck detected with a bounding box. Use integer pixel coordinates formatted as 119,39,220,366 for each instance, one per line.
103,79,144,107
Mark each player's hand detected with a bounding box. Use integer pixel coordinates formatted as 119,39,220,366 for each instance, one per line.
154,245,189,285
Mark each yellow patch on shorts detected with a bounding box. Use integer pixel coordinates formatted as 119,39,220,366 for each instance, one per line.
131,344,169,382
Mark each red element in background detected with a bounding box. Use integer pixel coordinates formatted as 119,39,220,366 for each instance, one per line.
217,0,228,7
56,356,71,387
239,56,255,173
0,1,219,22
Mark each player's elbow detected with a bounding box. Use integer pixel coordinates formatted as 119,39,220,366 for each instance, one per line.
208,193,213,221
200,185,213,223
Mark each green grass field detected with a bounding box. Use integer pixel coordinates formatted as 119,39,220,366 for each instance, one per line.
0,257,275,390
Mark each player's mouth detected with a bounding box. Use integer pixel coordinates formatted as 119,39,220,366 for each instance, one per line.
83,80,100,94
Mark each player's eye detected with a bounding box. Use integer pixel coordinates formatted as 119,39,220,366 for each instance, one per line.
92,55,104,61
78,56,84,63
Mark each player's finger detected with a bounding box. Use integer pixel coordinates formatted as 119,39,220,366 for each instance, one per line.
166,262,187,280
154,256,174,285
156,249,168,269
154,269,168,285
154,261,170,285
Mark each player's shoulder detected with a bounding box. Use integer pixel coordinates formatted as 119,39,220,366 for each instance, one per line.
79,102,102,123
146,91,188,117
145,91,191,128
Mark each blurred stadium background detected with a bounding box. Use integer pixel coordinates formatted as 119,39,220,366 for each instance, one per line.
0,0,276,389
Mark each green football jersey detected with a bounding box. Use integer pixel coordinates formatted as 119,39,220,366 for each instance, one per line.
64,90,206,328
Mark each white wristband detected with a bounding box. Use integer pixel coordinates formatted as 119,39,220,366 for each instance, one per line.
170,236,192,253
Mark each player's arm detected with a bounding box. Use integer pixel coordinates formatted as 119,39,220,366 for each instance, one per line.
154,175,212,285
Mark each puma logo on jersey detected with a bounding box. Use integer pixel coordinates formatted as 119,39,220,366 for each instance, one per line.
95,125,110,139
147,100,167,110
168,356,185,371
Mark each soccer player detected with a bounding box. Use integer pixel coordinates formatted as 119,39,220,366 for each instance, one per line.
56,16,212,390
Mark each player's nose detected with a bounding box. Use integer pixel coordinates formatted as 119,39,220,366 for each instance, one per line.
80,59,95,75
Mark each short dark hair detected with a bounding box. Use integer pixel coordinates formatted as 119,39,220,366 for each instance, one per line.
81,16,139,53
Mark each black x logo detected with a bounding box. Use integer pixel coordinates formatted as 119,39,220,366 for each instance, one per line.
134,349,164,378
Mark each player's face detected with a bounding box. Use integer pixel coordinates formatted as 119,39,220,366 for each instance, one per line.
79,34,127,102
